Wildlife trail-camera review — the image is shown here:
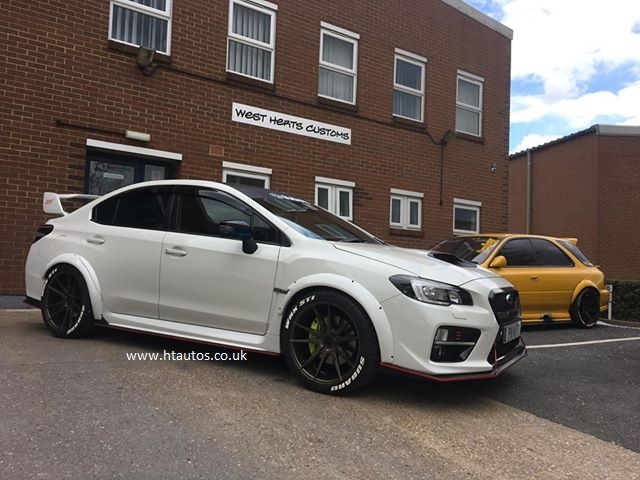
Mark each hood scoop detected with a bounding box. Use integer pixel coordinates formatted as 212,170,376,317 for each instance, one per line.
428,252,477,268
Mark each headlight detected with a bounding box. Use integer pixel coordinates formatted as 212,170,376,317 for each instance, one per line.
389,275,473,306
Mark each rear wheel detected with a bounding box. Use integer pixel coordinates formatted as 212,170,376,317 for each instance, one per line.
281,290,380,394
570,288,599,328
42,265,95,338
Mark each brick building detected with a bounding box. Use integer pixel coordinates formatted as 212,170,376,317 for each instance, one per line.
509,125,640,280
1,0,512,295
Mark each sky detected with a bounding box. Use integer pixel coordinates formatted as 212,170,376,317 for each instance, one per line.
466,0,640,153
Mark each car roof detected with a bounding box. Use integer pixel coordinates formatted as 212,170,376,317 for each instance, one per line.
454,233,578,244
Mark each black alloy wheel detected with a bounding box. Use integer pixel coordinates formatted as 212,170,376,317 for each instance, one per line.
282,290,379,394
570,288,600,329
42,265,94,338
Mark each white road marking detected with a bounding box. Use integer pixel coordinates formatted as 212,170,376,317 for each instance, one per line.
597,320,640,330
528,337,640,349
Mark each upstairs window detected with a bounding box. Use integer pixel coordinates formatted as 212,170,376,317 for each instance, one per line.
456,71,484,136
318,23,359,104
393,49,426,122
227,0,277,83
109,0,172,54
315,177,355,221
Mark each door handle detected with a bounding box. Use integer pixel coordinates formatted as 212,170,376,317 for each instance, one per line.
164,247,187,257
531,276,539,281
86,236,105,245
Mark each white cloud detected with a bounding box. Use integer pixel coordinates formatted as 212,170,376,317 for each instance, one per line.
469,0,640,149
500,0,640,100
511,80,640,128
513,134,559,153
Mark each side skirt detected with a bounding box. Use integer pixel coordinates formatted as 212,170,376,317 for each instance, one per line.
97,312,281,356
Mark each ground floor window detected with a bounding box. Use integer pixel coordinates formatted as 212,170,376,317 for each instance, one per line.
86,152,176,195
222,161,271,188
453,198,481,234
390,188,423,229
314,176,354,220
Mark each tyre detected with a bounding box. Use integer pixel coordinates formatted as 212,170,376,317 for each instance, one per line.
281,290,380,394
41,265,95,338
570,288,600,328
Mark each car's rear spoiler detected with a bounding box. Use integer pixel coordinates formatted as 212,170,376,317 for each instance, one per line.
43,192,100,216
560,237,578,245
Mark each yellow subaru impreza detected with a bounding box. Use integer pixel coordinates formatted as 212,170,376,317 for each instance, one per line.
431,234,609,328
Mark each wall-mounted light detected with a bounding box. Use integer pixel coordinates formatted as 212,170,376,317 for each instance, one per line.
125,130,151,142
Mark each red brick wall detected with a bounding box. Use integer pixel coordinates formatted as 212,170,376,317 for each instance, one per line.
509,134,600,261
1,0,511,294
597,135,640,280
509,131,640,280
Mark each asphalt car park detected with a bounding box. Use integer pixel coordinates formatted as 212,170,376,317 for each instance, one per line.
474,321,640,453
1,309,639,480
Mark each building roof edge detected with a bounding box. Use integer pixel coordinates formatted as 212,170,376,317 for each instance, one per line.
440,0,513,39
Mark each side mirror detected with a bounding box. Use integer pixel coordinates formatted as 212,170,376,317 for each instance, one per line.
489,255,507,269
219,220,258,254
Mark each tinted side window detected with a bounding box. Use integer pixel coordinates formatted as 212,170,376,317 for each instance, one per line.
559,240,593,266
93,187,171,230
93,197,118,225
531,239,573,267
499,239,536,266
178,189,279,243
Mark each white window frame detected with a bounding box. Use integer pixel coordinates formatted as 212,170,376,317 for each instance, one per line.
393,49,426,122
226,0,277,83
222,161,271,188
453,198,481,234
318,23,359,105
314,176,355,221
109,0,173,55
389,188,423,229
455,70,484,137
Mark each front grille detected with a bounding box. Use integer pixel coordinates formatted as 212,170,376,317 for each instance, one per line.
489,288,520,325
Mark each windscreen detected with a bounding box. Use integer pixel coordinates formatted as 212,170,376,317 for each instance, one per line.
255,193,381,243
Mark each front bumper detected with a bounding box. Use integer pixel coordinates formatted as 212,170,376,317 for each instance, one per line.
381,278,526,378
382,337,526,382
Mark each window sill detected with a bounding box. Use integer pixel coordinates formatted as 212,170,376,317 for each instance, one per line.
226,72,276,92
107,40,172,65
392,116,425,131
454,131,485,144
389,227,423,238
317,96,359,114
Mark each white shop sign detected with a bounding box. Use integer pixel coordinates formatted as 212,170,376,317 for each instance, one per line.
232,103,351,145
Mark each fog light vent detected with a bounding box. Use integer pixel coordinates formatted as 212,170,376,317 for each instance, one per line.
430,327,481,363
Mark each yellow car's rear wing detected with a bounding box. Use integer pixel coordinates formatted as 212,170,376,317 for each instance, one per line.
43,192,100,216
560,237,578,245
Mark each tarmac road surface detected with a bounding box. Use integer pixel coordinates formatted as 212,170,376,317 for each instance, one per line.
1,310,639,480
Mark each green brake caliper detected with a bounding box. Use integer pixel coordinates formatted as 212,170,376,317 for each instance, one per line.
309,318,321,354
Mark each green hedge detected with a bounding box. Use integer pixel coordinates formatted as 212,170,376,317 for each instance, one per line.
608,280,640,322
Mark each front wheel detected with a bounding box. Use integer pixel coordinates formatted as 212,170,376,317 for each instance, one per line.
281,290,380,394
570,288,600,328
42,265,95,338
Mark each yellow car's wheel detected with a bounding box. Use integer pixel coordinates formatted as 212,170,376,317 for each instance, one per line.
570,288,599,329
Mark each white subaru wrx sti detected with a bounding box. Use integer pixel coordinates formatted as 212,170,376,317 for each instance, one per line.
25,180,526,394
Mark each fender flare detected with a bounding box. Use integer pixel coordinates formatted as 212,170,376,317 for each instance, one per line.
271,273,394,363
44,253,103,319
571,279,600,304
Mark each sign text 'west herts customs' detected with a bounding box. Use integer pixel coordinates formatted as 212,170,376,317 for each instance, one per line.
231,103,351,145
